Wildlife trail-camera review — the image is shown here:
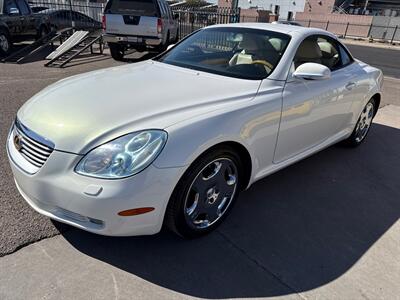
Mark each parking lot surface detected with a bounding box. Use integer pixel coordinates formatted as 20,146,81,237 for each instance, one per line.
0,44,399,299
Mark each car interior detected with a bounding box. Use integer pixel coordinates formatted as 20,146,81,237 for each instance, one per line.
159,29,291,79
293,35,342,71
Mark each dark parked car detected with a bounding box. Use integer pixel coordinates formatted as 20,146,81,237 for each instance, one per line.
30,5,48,13
0,0,50,55
38,9,102,31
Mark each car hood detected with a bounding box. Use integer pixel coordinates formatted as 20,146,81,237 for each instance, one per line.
17,61,261,154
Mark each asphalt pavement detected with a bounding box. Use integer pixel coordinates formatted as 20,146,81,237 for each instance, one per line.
0,43,399,299
346,43,400,79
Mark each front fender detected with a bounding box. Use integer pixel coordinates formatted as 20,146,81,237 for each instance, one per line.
153,81,285,185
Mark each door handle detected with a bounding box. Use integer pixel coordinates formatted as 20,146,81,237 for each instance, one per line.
345,82,356,90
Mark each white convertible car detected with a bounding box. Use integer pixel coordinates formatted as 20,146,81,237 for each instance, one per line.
7,24,383,238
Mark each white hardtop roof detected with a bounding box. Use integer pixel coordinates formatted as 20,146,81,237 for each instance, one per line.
207,22,333,37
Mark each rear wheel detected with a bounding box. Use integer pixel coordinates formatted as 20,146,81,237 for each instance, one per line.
108,42,125,61
343,98,376,147
157,32,169,52
37,25,49,40
166,147,243,238
0,28,12,56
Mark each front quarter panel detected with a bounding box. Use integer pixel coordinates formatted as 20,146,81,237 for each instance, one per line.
154,79,285,185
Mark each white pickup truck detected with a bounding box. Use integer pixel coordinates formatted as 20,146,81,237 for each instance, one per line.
102,0,179,61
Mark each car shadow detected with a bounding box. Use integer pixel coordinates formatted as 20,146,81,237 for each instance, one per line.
56,123,400,298
0,43,55,63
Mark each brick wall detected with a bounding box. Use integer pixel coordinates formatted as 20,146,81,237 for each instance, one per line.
296,13,373,37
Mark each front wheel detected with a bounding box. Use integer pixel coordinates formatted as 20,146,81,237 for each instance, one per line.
343,98,376,147
166,147,243,238
0,29,12,56
108,42,125,61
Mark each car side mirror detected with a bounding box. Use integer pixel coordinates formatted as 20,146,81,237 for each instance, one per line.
8,7,20,15
167,44,175,50
293,62,331,80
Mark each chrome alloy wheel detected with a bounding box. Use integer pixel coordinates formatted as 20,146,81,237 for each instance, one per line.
0,34,9,53
355,102,374,143
184,158,238,229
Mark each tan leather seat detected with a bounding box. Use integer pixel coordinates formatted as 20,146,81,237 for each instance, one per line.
294,39,323,68
318,41,339,69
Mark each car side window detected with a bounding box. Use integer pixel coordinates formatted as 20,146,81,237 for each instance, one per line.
338,44,352,67
294,35,343,71
16,0,30,15
5,0,19,14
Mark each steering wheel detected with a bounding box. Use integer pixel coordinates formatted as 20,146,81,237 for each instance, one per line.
251,60,274,71
188,45,203,55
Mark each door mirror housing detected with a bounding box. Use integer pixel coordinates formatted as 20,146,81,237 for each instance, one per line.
8,7,20,15
293,63,331,80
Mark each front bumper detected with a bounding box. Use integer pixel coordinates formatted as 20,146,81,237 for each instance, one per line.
7,146,184,236
103,33,162,46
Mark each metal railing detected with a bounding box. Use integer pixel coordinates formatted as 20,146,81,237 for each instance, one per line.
297,19,400,43
28,0,104,30
171,7,241,39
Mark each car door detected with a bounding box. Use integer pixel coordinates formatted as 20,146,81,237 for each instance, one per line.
273,34,356,163
3,0,22,36
15,0,35,36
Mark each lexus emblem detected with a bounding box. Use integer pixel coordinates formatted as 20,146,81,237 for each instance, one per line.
13,134,23,152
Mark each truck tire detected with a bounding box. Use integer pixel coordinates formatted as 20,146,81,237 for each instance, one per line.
157,32,169,53
108,43,125,61
0,28,12,56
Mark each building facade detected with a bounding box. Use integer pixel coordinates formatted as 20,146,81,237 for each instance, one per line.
219,0,306,20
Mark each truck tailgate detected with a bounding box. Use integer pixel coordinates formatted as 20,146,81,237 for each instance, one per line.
106,14,158,36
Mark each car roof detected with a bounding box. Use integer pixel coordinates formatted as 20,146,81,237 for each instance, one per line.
207,22,332,37
38,8,82,14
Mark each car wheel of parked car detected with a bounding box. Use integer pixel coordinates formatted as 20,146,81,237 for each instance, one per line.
108,43,125,61
157,32,170,52
344,98,376,147
37,25,49,40
166,146,243,238
0,29,12,56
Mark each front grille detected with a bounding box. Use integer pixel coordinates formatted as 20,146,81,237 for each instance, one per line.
13,120,54,168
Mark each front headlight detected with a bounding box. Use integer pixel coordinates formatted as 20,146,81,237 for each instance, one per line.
75,130,167,179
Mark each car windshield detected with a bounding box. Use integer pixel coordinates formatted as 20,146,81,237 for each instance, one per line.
156,27,291,80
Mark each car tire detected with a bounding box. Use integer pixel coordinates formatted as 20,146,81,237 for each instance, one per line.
37,25,49,40
157,32,169,53
343,98,377,147
165,146,243,238
108,43,125,61
0,28,12,56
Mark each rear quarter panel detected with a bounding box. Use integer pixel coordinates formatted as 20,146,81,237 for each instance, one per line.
348,60,383,127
